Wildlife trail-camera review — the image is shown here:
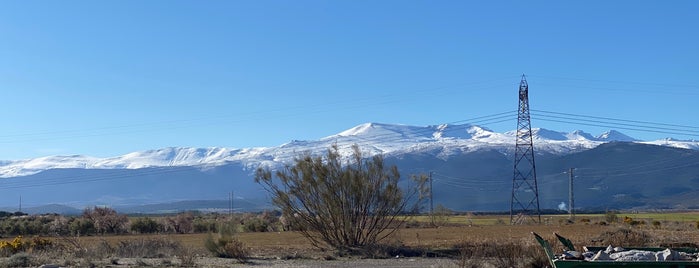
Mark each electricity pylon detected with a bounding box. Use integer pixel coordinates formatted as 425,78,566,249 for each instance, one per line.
510,74,541,224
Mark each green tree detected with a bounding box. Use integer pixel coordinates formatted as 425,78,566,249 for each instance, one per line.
69,217,96,235
255,145,428,250
130,217,163,234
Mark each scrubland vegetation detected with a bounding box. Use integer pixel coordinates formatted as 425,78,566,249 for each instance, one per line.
1,209,699,267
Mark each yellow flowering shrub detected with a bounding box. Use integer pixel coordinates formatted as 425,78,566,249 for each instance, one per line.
0,236,26,254
0,236,52,255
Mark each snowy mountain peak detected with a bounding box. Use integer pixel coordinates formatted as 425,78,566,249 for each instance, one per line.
431,124,493,139
333,122,430,140
336,122,378,136
567,130,596,140
0,147,252,178
93,147,238,169
597,130,637,142
1,122,699,179
532,128,568,141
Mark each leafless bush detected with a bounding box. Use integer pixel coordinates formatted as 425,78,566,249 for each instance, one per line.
255,145,428,250
403,219,432,229
114,237,182,258
605,211,619,223
82,207,128,234
594,227,653,246
355,239,427,259
176,247,198,267
56,237,110,260
2,253,35,267
456,244,486,268
204,232,250,262
83,240,114,259
660,220,694,231
454,240,548,268
164,212,194,234
432,204,453,227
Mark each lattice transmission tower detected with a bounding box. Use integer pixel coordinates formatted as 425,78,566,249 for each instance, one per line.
510,74,541,224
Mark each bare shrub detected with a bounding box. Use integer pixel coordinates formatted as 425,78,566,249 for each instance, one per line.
456,247,477,268
114,237,182,258
204,222,249,262
83,240,114,259
605,211,619,223
164,212,194,234
662,220,694,231
176,247,198,267
360,243,425,259
454,240,548,268
432,204,453,227
204,233,249,262
55,235,85,260
3,252,34,267
255,145,428,250
82,207,128,234
595,227,653,246
404,219,432,229
349,235,426,259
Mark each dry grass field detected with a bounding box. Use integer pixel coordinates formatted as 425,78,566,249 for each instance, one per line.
2,212,699,267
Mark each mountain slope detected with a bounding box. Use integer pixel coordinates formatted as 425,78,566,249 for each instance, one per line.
538,142,699,210
5,123,697,178
1,122,699,213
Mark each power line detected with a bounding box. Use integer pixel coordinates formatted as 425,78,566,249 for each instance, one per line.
533,109,699,131
531,116,699,138
527,74,699,89
297,109,699,166
575,156,691,175
578,161,699,178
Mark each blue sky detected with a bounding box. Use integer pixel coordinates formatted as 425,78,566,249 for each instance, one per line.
1,1,697,159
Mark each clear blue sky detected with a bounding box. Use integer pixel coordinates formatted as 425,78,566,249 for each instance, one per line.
1,1,697,160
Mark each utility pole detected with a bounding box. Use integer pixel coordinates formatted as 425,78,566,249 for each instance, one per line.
568,168,575,221
229,191,234,215
429,171,434,226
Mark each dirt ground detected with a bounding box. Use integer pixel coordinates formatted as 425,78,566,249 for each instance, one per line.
5,223,699,267
101,256,462,268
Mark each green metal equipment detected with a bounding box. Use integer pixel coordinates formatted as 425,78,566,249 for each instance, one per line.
532,232,699,268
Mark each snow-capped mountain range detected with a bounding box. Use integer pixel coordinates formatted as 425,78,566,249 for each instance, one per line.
2,123,698,178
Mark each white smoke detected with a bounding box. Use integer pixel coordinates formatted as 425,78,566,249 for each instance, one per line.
558,202,567,211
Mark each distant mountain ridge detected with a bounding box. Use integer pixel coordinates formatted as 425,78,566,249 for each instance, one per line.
2,123,697,178
2,122,699,213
